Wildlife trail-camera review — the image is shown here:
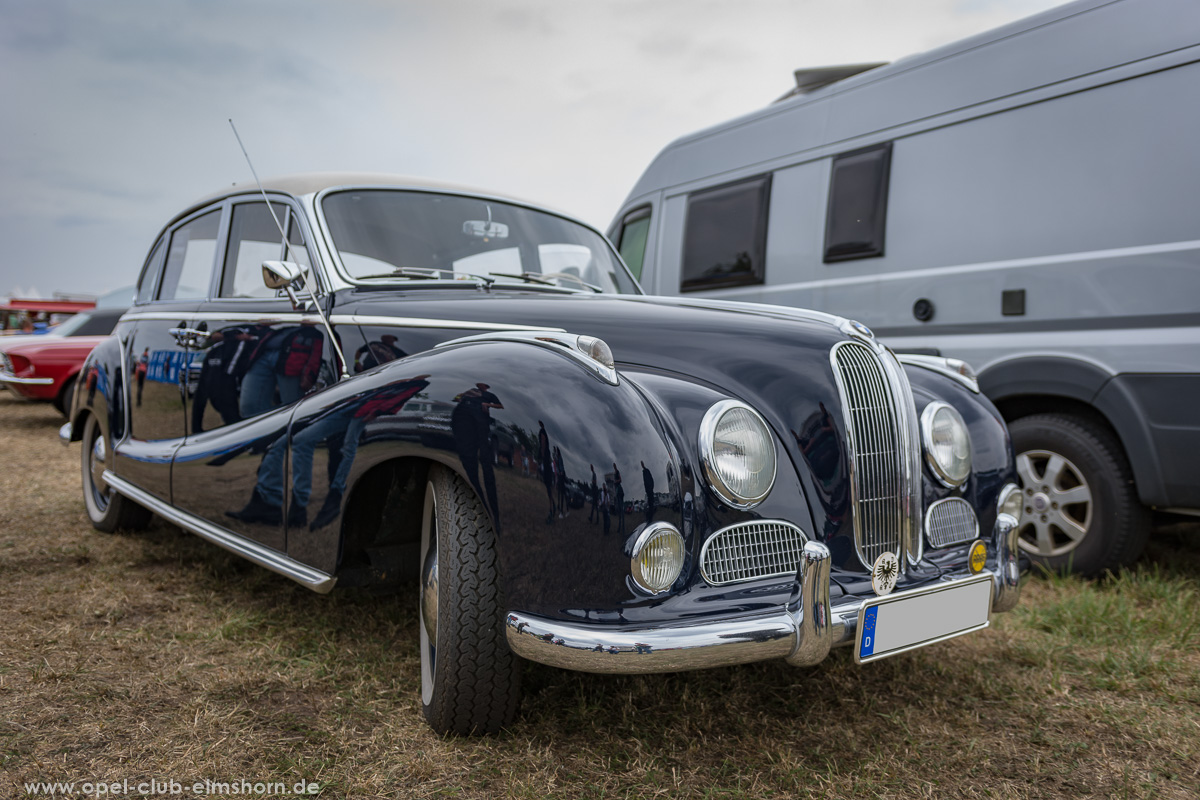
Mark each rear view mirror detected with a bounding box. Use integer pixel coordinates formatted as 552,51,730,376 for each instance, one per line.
463,220,509,240
262,260,308,290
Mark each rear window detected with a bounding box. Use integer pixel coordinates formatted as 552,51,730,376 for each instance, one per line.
680,175,770,292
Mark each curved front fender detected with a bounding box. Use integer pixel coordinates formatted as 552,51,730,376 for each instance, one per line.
286,339,683,617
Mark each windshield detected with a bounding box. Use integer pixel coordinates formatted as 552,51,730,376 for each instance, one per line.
47,312,92,336
321,189,640,294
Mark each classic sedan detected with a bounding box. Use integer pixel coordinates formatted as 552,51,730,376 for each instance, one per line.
63,173,1023,735
1,334,111,414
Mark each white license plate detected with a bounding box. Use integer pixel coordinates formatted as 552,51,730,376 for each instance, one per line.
855,573,993,664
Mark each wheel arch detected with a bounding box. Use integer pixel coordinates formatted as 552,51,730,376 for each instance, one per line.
980,355,1167,507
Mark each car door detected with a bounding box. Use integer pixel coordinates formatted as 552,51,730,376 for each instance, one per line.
169,197,334,553
113,208,220,501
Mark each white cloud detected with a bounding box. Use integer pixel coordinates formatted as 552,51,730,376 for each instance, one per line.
0,0,1068,296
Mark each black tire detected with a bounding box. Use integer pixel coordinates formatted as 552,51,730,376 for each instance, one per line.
419,464,521,735
1009,413,1150,576
81,413,152,533
53,376,76,417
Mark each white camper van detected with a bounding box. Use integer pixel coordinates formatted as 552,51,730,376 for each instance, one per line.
610,0,1200,574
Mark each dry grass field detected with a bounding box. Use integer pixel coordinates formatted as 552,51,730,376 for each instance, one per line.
2,391,1198,799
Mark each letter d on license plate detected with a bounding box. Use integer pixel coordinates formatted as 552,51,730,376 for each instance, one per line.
855,573,993,664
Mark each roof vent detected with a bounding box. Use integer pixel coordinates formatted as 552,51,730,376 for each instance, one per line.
775,62,888,103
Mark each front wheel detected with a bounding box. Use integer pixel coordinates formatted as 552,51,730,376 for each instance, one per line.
81,414,151,533
419,464,521,735
1009,413,1149,576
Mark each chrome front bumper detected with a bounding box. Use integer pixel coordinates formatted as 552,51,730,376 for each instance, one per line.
0,370,54,386
505,514,1021,674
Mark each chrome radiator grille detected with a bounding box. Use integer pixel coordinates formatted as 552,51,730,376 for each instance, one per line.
700,520,808,585
925,497,979,548
832,341,913,569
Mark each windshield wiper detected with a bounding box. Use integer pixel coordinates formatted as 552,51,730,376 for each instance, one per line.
489,271,555,286
357,267,495,290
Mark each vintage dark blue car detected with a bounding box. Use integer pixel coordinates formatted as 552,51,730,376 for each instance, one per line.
63,174,1022,734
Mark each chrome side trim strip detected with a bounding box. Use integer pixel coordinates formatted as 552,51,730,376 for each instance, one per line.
332,314,565,332
120,310,565,333
102,471,337,594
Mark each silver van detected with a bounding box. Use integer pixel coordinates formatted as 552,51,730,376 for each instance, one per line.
609,0,1200,575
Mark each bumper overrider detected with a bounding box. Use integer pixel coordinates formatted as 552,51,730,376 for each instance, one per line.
505,513,1021,674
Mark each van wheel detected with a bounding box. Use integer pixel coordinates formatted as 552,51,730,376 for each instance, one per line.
81,413,151,533
1009,413,1149,576
419,464,521,735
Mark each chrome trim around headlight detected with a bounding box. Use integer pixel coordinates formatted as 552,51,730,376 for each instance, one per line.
629,522,686,595
698,399,777,509
920,401,971,488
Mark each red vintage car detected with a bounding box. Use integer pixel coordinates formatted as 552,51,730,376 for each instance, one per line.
0,335,109,415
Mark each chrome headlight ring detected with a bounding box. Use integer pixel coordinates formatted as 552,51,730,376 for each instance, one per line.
920,401,972,488
698,399,777,509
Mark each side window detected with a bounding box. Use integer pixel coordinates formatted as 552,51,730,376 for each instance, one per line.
221,203,282,298
134,237,167,304
158,210,221,300
615,206,651,281
680,175,770,292
824,141,892,262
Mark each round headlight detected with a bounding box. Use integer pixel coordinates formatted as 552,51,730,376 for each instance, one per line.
921,402,972,487
699,399,777,508
631,523,685,594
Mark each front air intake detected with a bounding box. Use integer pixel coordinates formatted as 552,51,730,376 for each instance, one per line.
699,521,808,585
831,341,921,569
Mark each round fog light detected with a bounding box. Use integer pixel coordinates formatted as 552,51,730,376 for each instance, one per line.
631,523,685,594
968,540,988,574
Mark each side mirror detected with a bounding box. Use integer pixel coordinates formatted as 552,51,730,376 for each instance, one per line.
262,260,308,291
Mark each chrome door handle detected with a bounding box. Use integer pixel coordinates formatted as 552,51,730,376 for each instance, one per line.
168,327,212,347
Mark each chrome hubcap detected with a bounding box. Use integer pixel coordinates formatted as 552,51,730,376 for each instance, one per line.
1015,450,1093,557
419,481,438,705
91,436,107,493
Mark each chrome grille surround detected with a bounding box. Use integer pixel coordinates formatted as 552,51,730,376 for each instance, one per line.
699,520,808,586
925,497,979,548
830,339,923,571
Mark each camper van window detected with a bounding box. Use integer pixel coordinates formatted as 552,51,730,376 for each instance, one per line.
824,141,892,263
681,174,771,292
616,206,652,280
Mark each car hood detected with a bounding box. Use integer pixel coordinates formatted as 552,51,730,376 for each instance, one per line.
338,289,861,551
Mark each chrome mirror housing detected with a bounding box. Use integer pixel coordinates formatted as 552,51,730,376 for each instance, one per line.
262,260,308,291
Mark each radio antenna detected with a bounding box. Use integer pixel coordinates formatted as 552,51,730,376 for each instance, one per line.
228,118,350,380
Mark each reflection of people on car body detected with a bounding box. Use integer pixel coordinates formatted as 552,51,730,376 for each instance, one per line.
588,464,599,523
538,421,556,523
135,348,149,407
642,460,655,522
227,374,431,529
452,382,503,528
238,323,324,419
613,462,625,534
554,446,568,518
353,334,407,373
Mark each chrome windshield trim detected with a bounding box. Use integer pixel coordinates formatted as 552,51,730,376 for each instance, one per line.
103,471,337,594
435,330,618,385
897,354,981,393
311,184,643,293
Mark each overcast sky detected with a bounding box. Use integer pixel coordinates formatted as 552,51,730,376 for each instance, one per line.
0,0,1066,300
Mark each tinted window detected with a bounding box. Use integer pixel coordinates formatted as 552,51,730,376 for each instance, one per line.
135,237,167,304
159,210,221,300
616,207,651,281
824,141,892,262
680,175,770,292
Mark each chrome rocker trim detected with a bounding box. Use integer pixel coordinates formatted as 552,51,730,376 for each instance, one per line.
506,514,1022,673
102,470,337,594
